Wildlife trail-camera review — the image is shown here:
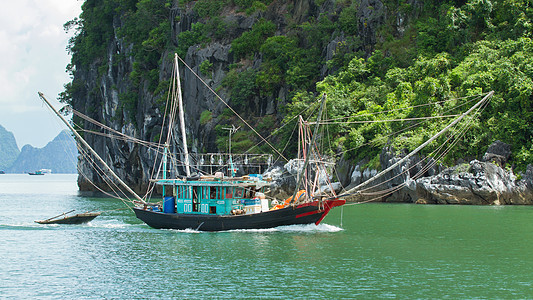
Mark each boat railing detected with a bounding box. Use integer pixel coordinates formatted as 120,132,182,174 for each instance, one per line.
183,153,273,175
189,153,273,167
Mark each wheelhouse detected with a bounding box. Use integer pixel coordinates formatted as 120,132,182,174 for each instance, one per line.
157,176,271,216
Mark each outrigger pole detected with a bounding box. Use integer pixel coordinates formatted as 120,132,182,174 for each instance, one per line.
341,90,494,196
38,92,146,204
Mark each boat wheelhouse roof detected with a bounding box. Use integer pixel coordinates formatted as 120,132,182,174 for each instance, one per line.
154,177,272,189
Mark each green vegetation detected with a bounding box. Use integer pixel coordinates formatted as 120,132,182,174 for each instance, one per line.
64,0,173,124
279,0,533,171
231,19,276,59
200,110,213,125
63,0,533,170
199,60,213,78
176,22,209,57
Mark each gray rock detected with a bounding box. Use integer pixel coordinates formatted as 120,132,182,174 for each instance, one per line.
320,182,342,193
482,140,511,167
416,160,533,205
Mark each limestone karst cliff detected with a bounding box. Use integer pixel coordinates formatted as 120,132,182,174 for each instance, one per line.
63,0,533,195
65,0,402,192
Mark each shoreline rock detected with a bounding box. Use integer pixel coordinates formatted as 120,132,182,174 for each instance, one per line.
267,141,533,205
416,160,532,205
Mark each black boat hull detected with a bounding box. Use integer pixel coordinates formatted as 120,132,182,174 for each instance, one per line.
133,199,345,231
35,213,101,224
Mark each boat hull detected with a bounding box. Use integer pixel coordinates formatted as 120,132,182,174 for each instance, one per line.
35,212,101,224
133,199,345,231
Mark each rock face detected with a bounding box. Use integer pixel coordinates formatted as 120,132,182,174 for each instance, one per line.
0,124,20,170
416,160,532,205
71,0,397,193
415,141,532,205
482,140,512,167
7,130,78,174
337,141,533,205
265,158,341,200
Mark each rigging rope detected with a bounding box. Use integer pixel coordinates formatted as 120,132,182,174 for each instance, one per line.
319,92,488,123
175,54,288,162
315,114,460,125
330,93,484,160
338,92,492,203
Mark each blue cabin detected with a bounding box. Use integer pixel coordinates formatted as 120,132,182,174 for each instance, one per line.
157,176,270,216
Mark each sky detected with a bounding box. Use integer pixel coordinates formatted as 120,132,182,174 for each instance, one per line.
0,0,82,148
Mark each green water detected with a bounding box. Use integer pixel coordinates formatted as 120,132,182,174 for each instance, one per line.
1,174,532,298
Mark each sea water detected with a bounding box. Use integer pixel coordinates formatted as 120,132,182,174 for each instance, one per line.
1,174,532,298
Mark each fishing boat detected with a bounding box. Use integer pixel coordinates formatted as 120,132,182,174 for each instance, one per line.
38,53,345,231
35,210,101,224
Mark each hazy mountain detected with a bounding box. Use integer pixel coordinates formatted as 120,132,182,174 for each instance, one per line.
7,130,78,174
0,124,20,171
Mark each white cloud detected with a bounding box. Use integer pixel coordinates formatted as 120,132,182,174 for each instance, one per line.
0,0,81,148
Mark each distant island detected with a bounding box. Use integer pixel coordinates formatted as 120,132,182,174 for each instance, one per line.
0,125,77,174
0,124,20,171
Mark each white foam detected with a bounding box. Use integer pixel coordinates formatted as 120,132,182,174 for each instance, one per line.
227,223,343,233
159,223,343,234
165,228,202,233
277,223,343,232
87,221,130,229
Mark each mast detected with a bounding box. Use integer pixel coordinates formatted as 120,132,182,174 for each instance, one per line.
290,93,327,204
174,53,191,177
38,92,146,204
222,125,240,177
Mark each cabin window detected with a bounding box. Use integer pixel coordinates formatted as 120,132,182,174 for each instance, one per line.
244,188,253,198
179,186,190,199
235,188,243,198
209,206,216,214
210,186,216,199
192,187,198,212
225,187,233,198
202,187,208,200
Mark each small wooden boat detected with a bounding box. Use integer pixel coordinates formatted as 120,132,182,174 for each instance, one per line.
35,210,101,224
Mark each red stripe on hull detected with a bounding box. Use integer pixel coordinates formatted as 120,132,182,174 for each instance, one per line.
295,199,346,225
296,210,321,219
